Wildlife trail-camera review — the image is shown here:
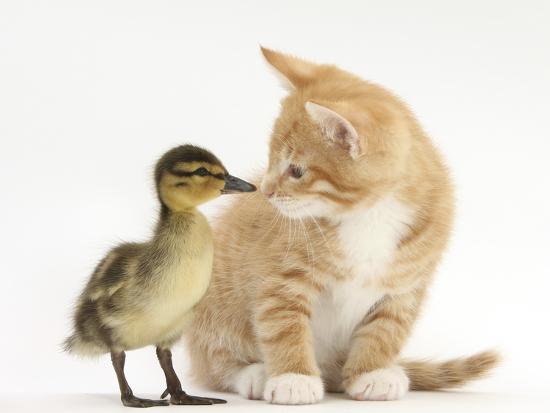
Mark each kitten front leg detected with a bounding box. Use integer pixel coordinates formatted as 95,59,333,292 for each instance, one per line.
254,275,324,405
342,289,423,401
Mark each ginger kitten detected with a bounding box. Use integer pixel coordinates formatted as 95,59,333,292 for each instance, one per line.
186,48,499,404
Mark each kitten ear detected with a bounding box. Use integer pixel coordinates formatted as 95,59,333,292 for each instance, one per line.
305,102,363,159
260,46,317,90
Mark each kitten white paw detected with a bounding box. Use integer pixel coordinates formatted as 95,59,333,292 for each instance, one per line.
264,373,324,405
346,365,409,401
232,363,267,400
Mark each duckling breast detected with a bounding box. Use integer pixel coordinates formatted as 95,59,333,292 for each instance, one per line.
116,212,214,349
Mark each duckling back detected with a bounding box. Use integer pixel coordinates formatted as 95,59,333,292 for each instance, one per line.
64,243,144,356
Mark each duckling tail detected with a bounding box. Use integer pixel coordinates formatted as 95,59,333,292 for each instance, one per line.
401,350,501,390
62,333,108,358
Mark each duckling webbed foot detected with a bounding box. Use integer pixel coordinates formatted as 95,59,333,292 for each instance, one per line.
156,347,227,405
162,389,225,405
122,395,170,408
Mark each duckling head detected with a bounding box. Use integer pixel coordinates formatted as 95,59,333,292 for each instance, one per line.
155,145,256,212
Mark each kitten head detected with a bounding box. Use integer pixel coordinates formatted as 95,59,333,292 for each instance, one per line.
260,47,414,219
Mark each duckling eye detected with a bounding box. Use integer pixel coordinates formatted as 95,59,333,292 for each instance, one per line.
194,167,210,176
288,164,304,179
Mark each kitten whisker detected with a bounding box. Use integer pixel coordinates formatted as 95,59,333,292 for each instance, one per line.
302,207,331,252
244,206,285,265
296,208,316,274
283,203,297,260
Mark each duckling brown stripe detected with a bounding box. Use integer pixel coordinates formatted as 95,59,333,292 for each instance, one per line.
170,169,225,180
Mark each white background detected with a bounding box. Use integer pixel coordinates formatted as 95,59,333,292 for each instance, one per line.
1,1,549,412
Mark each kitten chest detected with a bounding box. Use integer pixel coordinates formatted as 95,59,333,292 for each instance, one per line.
310,196,415,367
311,278,385,369
336,196,415,279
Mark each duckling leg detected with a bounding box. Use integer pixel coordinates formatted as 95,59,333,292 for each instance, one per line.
156,346,227,405
111,351,169,408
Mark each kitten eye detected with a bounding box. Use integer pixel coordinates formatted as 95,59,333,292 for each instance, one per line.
288,164,304,179
194,167,209,176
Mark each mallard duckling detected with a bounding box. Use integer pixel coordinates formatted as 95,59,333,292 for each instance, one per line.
64,144,256,407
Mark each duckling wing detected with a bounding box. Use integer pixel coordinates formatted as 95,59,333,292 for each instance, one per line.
84,242,144,300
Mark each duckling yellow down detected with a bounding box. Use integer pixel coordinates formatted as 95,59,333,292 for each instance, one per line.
65,210,214,356
112,212,214,350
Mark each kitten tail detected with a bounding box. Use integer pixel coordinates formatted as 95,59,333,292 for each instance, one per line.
401,350,501,390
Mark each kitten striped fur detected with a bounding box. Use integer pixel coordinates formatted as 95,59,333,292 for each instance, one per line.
186,48,499,404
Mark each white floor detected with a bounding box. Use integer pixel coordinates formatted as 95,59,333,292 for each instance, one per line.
2,391,549,413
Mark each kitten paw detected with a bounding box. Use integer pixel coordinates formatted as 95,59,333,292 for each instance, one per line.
264,373,324,405
232,363,267,400
346,365,409,401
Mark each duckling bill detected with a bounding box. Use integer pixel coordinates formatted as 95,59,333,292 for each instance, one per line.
64,144,255,407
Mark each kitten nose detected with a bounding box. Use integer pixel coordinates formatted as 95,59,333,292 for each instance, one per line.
260,180,276,198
